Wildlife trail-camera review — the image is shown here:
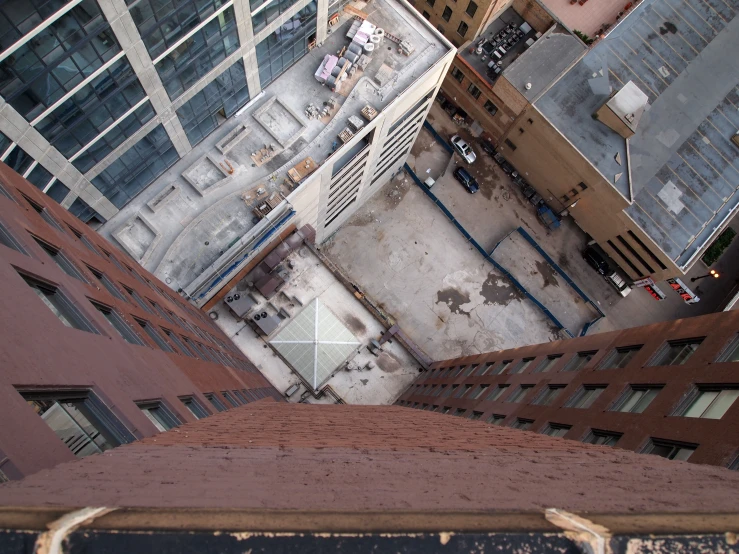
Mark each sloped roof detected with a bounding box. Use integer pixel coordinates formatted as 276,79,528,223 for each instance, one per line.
270,299,360,389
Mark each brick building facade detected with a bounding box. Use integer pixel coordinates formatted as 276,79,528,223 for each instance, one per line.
0,162,279,482
397,310,739,468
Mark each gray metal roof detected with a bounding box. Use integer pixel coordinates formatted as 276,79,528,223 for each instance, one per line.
270,299,360,390
536,0,739,269
502,25,586,103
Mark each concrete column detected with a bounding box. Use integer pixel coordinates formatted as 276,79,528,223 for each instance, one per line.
0,99,119,220
232,0,262,98
95,0,192,158
316,0,329,43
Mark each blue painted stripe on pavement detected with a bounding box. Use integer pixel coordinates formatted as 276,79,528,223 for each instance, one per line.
423,120,454,154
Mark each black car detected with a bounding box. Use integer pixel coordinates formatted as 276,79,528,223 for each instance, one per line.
480,139,495,156
453,167,479,194
583,247,610,275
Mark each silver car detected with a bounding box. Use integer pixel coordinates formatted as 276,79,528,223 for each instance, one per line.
451,135,476,164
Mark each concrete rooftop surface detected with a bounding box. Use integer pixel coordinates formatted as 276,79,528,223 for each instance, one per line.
97,0,450,291
536,0,739,269
539,0,636,37
2,402,739,513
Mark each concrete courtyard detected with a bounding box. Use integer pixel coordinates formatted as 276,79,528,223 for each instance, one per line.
323,103,739,362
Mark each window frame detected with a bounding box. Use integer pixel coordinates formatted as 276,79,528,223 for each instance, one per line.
675,385,739,420
543,423,571,437
457,21,468,37
204,392,228,412
21,273,97,333
137,400,182,431
32,237,88,282
611,385,662,414
441,5,452,21
533,384,566,406
91,301,144,345
465,0,477,16
597,345,643,369
716,334,739,363
642,438,697,461
649,338,704,366
179,396,210,419
566,385,607,409
561,351,598,372
583,429,622,447
506,384,534,403
533,355,562,373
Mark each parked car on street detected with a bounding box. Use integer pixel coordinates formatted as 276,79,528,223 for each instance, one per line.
480,139,495,156
451,135,476,163
453,167,479,193
583,246,610,275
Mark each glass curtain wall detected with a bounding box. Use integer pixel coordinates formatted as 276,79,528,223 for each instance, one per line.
0,0,120,121
35,58,152,162
69,196,106,224
255,0,317,88
128,0,228,59
91,124,178,208
153,5,239,99
0,130,70,200
175,59,248,146
250,0,301,34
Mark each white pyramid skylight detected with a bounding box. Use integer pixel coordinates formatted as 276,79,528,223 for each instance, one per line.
270,299,361,390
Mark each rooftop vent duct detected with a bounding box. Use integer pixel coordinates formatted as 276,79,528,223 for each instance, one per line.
594,81,649,138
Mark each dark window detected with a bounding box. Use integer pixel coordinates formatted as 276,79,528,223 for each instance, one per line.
534,385,566,406
91,125,179,209
533,355,562,373
543,423,571,437
137,400,181,431
566,385,607,409
204,393,228,412
649,338,704,366
457,21,468,37
606,239,641,276
422,10,431,19
441,406,451,413
627,230,667,270
561,351,597,372
87,266,126,301
465,0,477,16
487,414,505,424
427,0,436,6
136,319,174,352
163,329,192,356
122,285,153,313
487,384,509,401
511,418,533,430
510,357,535,374
507,385,534,403
470,384,490,399
616,235,654,273
469,411,483,420
454,384,474,398
491,360,512,375
453,408,467,417
504,139,517,151
21,388,134,457
442,5,452,20
597,345,642,369
474,362,493,375
583,429,622,446
678,386,739,420
718,334,739,363
442,384,458,397
21,274,96,332
175,60,250,147
255,2,317,89
0,221,26,253
467,83,481,99
92,302,143,345
643,438,696,461
180,396,209,419
222,391,240,407
483,100,498,115
450,66,464,82
33,238,86,281
611,386,662,413
21,194,65,232
67,226,99,253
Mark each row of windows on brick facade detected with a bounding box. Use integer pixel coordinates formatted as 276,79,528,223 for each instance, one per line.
0,177,218,332
2,385,280,479
395,399,739,467
419,0,476,37
405,379,739,420
0,179,242,364
449,66,499,115
422,335,737,381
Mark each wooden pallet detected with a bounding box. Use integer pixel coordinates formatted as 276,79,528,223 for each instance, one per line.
361,105,378,121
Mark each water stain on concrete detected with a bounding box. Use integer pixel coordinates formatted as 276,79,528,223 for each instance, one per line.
345,210,376,227
436,287,471,316
481,272,524,305
343,314,367,336
535,260,560,288
376,351,402,373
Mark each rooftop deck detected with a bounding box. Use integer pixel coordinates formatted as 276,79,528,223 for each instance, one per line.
99,0,450,289
536,0,739,269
